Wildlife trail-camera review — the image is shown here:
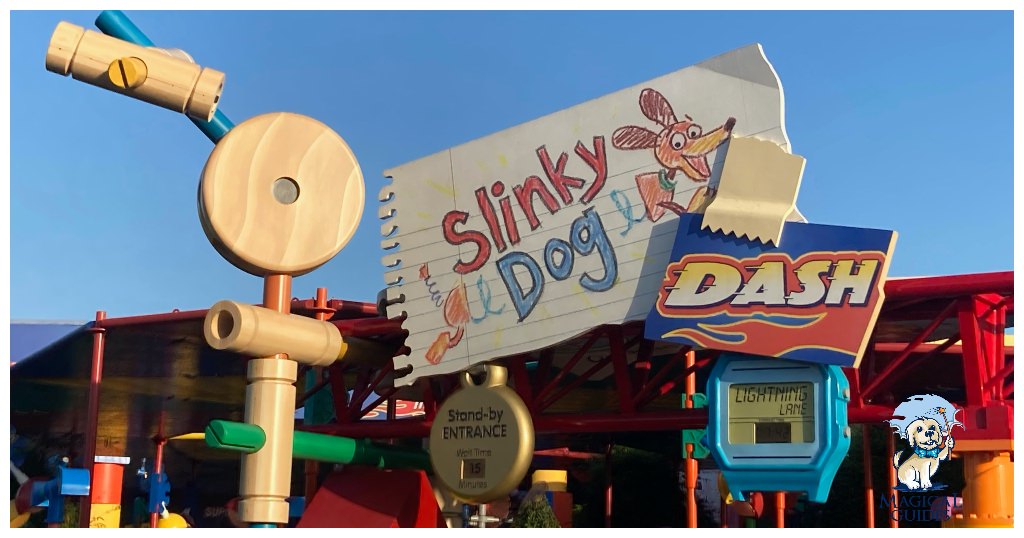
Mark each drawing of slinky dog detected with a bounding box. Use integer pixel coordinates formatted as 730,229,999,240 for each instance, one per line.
612,88,735,222
887,394,963,491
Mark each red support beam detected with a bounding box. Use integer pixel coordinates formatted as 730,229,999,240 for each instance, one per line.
848,405,900,423
302,400,935,440
355,387,399,421
632,348,686,408
533,329,602,405
872,342,1014,356
331,317,405,338
632,339,655,389
608,326,635,413
883,271,1013,299
984,360,1013,394
348,365,386,418
865,332,961,401
93,308,207,328
287,298,378,318
636,357,711,410
79,310,106,529
958,297,991,407
859,300,958,401
328,363,352,423
534,447,602,460
304,409,711,438
536,354,613,413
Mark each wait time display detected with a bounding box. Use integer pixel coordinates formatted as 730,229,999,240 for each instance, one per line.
728,382,815,444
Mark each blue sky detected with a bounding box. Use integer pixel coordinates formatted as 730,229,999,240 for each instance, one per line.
9,10,1014,320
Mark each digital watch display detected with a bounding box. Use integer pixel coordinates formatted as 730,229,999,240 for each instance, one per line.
707,352,851,503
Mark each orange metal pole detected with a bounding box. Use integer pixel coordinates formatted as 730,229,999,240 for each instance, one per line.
79,310,107,528
684,350,697,528
862,424,874,527
263,275,292,329
886,434,898,528
775,491,785,528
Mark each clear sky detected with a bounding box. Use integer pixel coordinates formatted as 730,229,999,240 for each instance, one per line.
8,10,1014,321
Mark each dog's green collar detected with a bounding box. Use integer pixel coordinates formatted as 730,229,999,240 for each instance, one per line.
914,446,941,458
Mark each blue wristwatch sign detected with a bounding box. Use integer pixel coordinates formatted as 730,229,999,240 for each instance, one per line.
707,352,851,503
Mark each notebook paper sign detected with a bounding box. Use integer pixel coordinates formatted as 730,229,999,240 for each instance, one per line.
645,213,897,368
380,44,796,384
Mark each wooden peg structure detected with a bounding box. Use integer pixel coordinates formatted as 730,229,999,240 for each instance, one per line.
45,21,224,121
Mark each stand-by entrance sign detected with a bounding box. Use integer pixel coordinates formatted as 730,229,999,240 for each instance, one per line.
429,366,534,503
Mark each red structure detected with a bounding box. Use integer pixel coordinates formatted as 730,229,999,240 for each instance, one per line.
10,271,1013,528
297,467,445,528
306,272,1013,441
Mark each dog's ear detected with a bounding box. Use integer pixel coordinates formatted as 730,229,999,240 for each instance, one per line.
639,88,678,128
905,426,916,447
612,126,658,150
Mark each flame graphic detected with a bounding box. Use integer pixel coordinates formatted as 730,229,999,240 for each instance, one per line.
661,312,824,346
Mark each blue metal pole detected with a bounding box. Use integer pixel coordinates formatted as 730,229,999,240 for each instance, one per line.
94,10,154,46
93,10,234,143
193,111,234,143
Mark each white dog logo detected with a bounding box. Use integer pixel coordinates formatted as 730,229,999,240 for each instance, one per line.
887,394,963,491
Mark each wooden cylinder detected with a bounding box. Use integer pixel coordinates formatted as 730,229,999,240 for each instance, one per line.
45,21,223,121
238,358,297,525
198,112,364,276
204,300,343,366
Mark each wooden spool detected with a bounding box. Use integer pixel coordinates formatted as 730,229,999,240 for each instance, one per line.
199,112,365,276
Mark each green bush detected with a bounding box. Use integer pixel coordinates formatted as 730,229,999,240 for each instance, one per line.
513,495,561,528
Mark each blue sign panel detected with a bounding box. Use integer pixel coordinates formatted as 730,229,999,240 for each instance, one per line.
645,213,896,368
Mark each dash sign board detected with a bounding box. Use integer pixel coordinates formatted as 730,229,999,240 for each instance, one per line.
646,213,897,368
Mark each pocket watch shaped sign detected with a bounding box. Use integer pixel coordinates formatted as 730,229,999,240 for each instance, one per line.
429,365,534,503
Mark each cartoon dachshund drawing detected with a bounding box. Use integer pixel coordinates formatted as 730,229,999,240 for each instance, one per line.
612,88,735,222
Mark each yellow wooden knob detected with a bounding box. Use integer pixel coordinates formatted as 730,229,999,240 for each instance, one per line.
107,56,147,89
